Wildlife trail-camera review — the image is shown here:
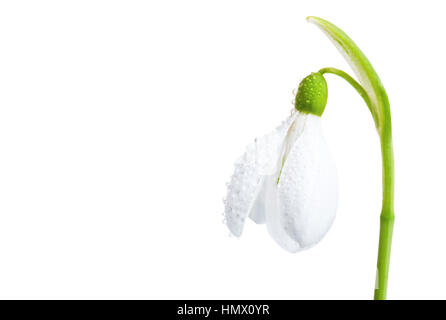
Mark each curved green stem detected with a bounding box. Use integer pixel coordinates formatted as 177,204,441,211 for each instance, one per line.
320,67,395,299
308,17,395,300
318,68,378,127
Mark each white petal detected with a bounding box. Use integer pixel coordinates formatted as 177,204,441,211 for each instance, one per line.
263,175,301,253
224,112,298,237
262,113,311,253
276,115,338,249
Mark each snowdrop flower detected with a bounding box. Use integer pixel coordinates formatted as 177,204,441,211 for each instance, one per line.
224,72,338,252
223,16,395,300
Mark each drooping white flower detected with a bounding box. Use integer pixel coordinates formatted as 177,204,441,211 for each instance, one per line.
224,72,338,253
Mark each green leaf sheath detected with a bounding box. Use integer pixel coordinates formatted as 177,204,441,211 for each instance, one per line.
307,17,395,300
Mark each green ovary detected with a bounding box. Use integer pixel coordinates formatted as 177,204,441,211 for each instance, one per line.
295,72,328,117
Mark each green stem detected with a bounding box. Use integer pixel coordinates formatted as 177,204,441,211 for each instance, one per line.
375,109,395,300
319,68,378,127
319,67,394,300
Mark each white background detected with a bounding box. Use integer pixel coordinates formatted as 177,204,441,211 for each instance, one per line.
0,0,445,299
